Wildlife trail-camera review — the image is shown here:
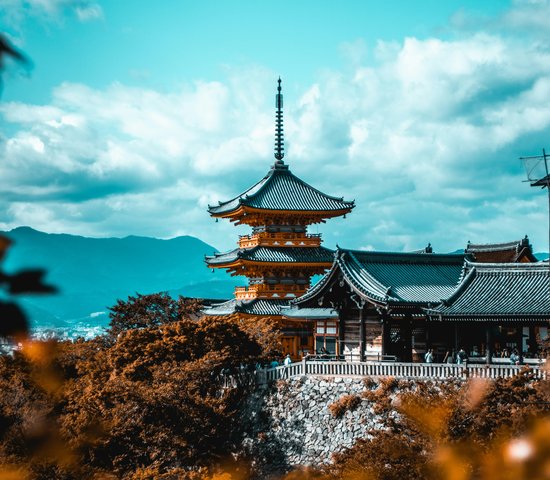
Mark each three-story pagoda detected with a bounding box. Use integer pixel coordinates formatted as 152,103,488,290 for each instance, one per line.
204,79,354,357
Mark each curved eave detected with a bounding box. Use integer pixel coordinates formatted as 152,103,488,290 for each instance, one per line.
207,259,333,270
209,204,354,220
292,252,390,308
238,312,285,319
426,313,549,322
292,260,340,306
339,251,392,303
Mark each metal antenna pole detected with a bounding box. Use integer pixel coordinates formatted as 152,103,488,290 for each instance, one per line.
543,149,550,266
520,149,550,348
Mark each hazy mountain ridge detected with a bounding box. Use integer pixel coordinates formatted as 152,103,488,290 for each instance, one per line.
3,227,547,338
2,227,239,336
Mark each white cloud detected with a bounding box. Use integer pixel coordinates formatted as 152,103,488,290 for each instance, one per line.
0,0,103,24
2,2,550,253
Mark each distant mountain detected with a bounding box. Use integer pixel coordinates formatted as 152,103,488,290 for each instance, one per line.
1,227,239,337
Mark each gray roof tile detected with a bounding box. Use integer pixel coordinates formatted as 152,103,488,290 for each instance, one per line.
208,162,354,215
206,246,335,266
295,249,466,306
427,262,550,320
202,298,290,316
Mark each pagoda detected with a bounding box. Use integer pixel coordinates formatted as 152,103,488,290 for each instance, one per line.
204,79,354,358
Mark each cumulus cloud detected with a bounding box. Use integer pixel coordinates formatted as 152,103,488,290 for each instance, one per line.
2,2,550,253
0,0,103,25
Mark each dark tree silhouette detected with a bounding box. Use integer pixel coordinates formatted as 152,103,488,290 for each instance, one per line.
0,33,32,97
0,235,56,340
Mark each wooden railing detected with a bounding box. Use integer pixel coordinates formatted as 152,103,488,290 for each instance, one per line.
255,360,547,385
238,232,322,248
234,284,307,300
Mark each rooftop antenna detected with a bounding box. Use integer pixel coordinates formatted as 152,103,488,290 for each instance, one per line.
274,77,285,164
520,148,550,302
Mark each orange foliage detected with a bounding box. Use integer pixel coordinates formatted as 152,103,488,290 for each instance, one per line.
329,395,362,418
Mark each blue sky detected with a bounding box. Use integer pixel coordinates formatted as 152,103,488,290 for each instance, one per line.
1,0,549,254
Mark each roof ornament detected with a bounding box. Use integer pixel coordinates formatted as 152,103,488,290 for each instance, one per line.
274,77,285,165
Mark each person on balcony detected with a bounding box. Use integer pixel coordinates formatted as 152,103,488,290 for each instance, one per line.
510,349,520,365
456,348,467,364
424,349,434,363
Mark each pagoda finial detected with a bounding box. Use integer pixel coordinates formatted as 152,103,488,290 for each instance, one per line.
274,77,285,163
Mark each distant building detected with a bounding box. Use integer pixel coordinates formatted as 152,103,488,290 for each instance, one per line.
465,236,537,263
203,79,354,358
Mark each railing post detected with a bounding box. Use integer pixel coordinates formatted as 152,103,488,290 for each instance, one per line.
302,357,307,376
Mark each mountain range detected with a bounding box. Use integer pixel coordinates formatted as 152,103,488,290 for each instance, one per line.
1,227,548,339
1,227,239,337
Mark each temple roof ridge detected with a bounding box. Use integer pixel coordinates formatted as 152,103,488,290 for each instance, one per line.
335,247,466,264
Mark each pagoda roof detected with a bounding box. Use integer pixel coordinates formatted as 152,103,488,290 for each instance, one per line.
465,236,537,263
295,248,467,307
202,298,290,316
206,245,335,266
208,161,354,216
426,262,550,321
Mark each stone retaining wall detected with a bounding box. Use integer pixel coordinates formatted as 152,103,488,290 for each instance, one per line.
240,376,398,474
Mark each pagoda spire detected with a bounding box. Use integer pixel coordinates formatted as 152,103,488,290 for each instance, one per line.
274,77,285,164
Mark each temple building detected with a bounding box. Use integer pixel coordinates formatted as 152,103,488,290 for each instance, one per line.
284,248,467,362
286,247,549,363
425,261,549,360
204,79,354,357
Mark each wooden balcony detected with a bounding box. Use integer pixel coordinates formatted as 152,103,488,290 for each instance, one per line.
255,360,547,385
234,283,309,300
238,232,322,248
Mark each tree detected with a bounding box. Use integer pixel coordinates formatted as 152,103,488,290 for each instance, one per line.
107,292,202,337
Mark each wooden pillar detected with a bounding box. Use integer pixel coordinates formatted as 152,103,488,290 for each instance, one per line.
528,325,537,355
381,317,390,357
403,315,413,362
516,325,524,364
338,309,345,358
425,320,431,351
359,303,366,362
454,323,459,351
485,324,493,365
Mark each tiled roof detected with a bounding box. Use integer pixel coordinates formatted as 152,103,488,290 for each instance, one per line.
465,236,537,263
206,246,335,266
426,262,550,321
208,162,354,215
282,307,338,319
202,298,290,316
295,249,466,306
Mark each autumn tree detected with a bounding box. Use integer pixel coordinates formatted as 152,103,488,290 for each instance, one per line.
107,292,202,337
321,372,550,480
